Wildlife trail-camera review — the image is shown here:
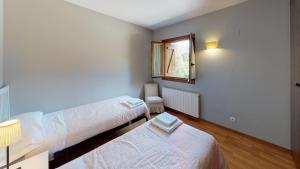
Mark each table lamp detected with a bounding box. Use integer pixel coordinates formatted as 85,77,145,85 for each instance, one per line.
0,119,21,169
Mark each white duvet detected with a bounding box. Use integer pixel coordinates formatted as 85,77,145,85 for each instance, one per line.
58,120,228,169
27,96,150,157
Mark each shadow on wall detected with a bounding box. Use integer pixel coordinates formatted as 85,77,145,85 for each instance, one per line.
4,0,152,114
128,32,151,99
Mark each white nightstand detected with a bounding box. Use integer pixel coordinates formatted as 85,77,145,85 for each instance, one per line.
4,151,48,169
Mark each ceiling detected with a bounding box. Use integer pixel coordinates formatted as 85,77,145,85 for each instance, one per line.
64,0,247,30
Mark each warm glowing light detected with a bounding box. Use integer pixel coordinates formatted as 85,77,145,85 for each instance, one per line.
206,41,218,49
0,119,21,147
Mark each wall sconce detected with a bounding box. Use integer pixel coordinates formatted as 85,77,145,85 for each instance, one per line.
206,41,218,49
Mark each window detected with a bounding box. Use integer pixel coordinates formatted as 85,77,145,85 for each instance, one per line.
164,39,190,79
151,34,196,84
151,42,164,78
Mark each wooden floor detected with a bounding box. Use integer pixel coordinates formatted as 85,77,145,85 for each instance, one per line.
51,111,297,169
166,111,297,169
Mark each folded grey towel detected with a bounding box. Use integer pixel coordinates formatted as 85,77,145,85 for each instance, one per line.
151,118,183,133
155,112,178,126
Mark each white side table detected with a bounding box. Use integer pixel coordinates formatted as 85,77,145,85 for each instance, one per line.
3,151,48,169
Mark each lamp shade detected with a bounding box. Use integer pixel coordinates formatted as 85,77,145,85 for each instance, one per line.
0,119,21,147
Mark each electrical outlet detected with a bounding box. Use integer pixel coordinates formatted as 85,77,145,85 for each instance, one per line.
230,116,236,123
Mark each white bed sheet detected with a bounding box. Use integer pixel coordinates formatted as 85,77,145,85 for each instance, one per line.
27,96,150,158
58,120,228,169
64,96,149,147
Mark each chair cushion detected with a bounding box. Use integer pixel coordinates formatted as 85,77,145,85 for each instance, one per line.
146,96,163,104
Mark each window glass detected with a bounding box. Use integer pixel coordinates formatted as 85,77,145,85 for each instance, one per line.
152,43,163,77
165,40,190,79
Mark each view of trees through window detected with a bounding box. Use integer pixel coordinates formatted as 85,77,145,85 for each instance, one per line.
151,34,195,83
165,40,190,79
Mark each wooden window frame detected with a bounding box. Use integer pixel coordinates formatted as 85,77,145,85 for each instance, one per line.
162,34,195,84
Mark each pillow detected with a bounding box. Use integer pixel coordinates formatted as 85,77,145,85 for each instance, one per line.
12,111,45,144
0,111,45,167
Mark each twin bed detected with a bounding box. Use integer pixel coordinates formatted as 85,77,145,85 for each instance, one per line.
58,120,228,169
9,96,227,169
28,96,150,157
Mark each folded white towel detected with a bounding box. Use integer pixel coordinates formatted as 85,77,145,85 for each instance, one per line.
155,112,178,126
120,101,143,109
151,118,183,133
126,98,144,105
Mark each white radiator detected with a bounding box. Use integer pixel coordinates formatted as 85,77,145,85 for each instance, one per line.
162,87,200,118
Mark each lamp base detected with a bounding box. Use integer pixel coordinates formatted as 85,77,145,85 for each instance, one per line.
6,146,9,169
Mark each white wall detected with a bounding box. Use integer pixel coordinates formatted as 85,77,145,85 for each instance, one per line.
0,0,3,87
153,0,291,148
4,0,152,114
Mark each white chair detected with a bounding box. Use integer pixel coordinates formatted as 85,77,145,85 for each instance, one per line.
144,83,164,113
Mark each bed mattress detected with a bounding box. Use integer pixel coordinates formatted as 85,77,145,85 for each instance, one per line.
58,120,228,169
27,96,150,157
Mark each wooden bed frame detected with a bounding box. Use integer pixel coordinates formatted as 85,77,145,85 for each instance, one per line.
49,114,147,169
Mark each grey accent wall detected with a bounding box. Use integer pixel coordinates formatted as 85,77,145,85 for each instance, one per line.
4,0,152,114
153,0,291,148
